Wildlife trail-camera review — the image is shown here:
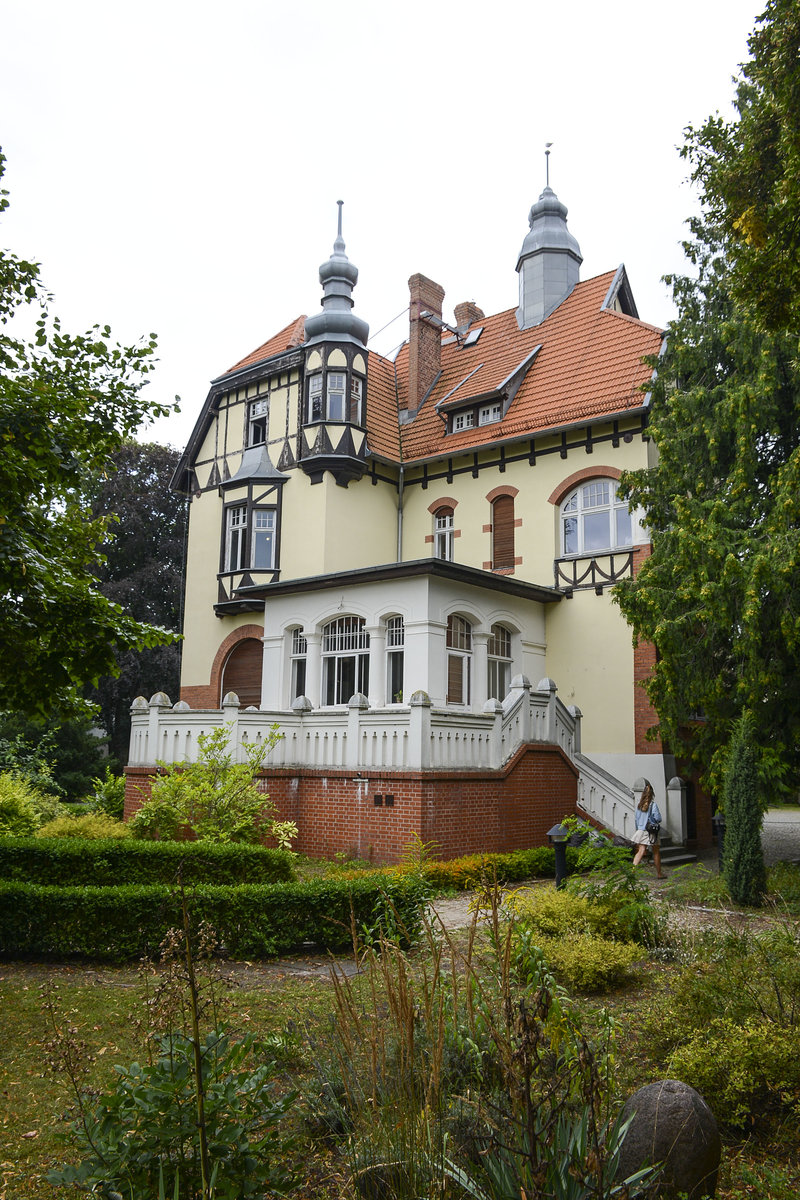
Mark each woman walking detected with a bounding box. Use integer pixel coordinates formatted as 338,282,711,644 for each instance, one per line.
632,780,664,878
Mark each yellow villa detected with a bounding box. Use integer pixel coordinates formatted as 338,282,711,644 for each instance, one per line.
126,188,709,863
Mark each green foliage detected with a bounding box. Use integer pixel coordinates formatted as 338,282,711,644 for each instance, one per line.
0,720,63,797
614,7,800,800
723,712,767,906
130,725,292,846
507,892,645,993
661,861,730,906
683,0,800,332
88,763,125,819
303,893,658,1200
0,874,427,961
0,837,296,886
667,1018,800,1130
0,772,38,836
644,925,800,1127
565,825,666,947
416,844,579,891
0,148,178,718
47,1029,295,1198
85,441,187,763
0,711,109,802
35,812,132,839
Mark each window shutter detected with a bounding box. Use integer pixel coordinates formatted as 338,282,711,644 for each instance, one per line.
492,496,515,569
447,654,464,704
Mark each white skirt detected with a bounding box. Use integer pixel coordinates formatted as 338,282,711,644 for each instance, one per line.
632,829,654,845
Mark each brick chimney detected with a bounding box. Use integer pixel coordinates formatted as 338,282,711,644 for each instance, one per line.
454,300,485,329
408,273,445,411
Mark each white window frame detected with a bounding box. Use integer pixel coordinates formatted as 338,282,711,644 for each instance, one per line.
349,376,363,424
561,479,633,556
386,615,404,704
290,628,307,701
321,616,370,705
225,505,248,571
479,401,502,425
251,509,276,569
434,508,455,561
307,374,323,422
249,397,269,446
446,615,472,706
452,410,475,432
327,372,346,421
487,623,512,700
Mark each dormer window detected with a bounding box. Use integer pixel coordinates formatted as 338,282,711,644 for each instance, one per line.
448,400,503,433
249,398,268,446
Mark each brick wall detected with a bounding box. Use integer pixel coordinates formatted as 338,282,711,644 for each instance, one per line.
124,743,579,864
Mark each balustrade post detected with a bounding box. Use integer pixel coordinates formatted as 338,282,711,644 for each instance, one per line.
537,677,558,743
507,674,532,742
347,692,370,770
147,692,172,765
409,690,431,769
666,775,688,845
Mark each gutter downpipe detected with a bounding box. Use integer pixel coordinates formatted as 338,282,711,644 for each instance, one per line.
396,464,405,562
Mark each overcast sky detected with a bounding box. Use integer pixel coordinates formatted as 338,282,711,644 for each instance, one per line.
1,0,762,450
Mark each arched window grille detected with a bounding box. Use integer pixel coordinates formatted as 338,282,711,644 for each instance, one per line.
321,616,370,705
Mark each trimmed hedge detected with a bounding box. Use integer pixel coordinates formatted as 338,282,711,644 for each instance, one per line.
0,838,295,886
416,845,581,891
0,875,427,962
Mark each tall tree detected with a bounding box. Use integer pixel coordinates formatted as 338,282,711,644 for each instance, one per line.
87,442,187,763
0,149,177,716
683,0,800,331
614,0,800,801
722,710,767,907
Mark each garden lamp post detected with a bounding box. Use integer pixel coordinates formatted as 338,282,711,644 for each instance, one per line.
547,822,570,889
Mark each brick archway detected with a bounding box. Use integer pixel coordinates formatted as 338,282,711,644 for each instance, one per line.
180,623,265,709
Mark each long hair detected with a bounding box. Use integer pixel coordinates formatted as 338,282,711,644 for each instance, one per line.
638,781,654,811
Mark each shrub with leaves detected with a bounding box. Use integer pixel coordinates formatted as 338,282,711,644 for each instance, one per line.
45,916,297,1199
0,771,39,836
565,822,667,948
88,763,126,819
130,724,296,846
35,812,132,839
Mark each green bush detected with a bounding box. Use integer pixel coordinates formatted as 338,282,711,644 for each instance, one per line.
0,874,428,961
88,764,125,819
531,931,643,992
667,1017,800,1128
130,725,295,847
48,1030,296,1198
0,837,296,886
0,772,39,836
505,886,632,941
412,845,579,891
36,813,132,839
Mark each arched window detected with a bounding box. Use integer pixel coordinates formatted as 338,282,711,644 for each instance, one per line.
492,495,515,570
220,638,263,708
487,624,512,700
561,479,632,556
321,616,370,705
446,615,472,705
434,507,454,561
386,615,404,703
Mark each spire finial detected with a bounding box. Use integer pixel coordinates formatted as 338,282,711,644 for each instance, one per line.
545,142,553,188
337,199,343,239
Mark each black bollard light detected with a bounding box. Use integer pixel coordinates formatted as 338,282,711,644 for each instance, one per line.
547,822,570,889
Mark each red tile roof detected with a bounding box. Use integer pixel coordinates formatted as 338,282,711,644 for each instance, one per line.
220,270,662,466
226,315,307,374
398,271,663,463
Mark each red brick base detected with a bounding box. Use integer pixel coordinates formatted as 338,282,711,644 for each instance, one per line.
125,743,579,865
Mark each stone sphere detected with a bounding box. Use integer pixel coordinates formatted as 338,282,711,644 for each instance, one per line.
615,1079,720,1199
